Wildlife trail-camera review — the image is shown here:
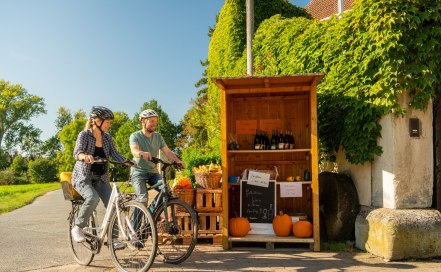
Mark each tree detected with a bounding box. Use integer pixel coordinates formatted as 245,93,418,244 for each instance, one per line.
55,107,73,131
115,119,137,159
57,113,86,172
0,80,46,153
41,136,63,157
108,112,129,138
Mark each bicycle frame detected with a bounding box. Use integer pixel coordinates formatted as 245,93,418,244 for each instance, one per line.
146,159,184,233
81,165,136,251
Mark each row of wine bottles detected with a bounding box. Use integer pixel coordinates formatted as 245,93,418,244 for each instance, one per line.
254,130,295,150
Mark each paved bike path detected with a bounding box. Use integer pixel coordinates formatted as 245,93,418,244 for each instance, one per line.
1,189,441,272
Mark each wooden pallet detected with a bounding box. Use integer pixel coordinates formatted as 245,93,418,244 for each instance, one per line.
195,189,222,212
197,234,222,245
198,212,222,235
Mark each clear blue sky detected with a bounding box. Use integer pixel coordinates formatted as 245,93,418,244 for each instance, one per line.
0,0,310,141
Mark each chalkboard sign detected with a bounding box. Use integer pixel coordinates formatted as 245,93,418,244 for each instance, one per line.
240,180,276,223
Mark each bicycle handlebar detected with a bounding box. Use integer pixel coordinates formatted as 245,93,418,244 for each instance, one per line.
90,157,136,168
150,157,184,170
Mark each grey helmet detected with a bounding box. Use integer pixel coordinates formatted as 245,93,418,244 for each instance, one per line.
139,109,159,121
90,106,114,120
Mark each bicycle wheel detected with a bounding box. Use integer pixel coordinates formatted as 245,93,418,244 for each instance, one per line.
153,198,198,264
68,202,95,266
108,200,157,272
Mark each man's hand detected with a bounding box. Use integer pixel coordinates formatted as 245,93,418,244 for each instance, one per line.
177,160,186,169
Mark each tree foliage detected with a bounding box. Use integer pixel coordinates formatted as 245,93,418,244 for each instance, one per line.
0,80,46,153
10,155,27,176
203,0,441,164
57,116,86,173
205,0,310,153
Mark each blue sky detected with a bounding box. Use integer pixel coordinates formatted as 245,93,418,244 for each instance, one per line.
0,0,310,141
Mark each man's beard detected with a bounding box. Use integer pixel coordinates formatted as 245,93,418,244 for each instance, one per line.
146,127,156,133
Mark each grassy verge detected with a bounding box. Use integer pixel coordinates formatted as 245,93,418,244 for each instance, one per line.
0,183,61,215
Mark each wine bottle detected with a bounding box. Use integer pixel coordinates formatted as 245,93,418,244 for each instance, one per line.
290,131,296,149
270,130,277,150
284,130,290,149
254,130,260,150
263,131,269,150
278,130,285,150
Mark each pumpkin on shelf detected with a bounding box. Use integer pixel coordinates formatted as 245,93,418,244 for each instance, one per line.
293,220,313,238
272,211,292,237
229,217,250,237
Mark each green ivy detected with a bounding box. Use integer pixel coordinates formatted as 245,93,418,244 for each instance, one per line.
205,0,441,164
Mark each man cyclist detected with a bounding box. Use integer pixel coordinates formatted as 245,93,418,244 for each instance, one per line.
129,109,185,208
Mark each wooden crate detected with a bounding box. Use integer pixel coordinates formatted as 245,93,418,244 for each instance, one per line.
157,212,194,236
196,189,222,212
198,212,222,235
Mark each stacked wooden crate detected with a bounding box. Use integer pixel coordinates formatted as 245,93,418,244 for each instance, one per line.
195,188,223,245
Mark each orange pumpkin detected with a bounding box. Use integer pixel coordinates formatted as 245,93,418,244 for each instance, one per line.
272,212,292,237
293,221,313,238
229,217,250,237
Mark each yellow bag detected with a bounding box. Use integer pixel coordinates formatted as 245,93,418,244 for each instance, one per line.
60,172,83,201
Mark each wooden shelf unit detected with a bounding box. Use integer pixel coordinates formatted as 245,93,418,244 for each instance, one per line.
213,74,324,251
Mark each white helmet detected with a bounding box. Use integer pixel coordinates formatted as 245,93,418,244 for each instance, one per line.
139,109,158,121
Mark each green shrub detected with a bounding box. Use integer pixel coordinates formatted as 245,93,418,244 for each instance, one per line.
182,148,221,184
10,155,28,176
0,170,30,185
28,158,58,183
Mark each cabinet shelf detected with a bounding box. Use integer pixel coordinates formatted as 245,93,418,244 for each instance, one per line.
228,181,312,187
228,149,311,154
228,234,314,244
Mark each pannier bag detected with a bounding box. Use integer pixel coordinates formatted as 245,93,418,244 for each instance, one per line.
60,172,83,201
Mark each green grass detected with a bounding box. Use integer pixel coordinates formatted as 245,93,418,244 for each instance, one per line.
0,183,61,215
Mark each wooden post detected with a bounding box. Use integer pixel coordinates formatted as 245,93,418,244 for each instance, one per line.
310,78,320,251
246,0,254,75
221,87,230,249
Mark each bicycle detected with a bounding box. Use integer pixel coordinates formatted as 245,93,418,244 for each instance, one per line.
145,157,198,264
61,158,157,272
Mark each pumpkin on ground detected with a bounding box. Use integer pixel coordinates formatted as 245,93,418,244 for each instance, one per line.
293,220,313,238
229,217,250,237
272,212,292,237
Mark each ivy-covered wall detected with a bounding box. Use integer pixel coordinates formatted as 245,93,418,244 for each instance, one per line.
207,0,441,164
206,0,310,152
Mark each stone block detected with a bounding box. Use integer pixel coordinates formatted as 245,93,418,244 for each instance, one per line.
355,206,441,261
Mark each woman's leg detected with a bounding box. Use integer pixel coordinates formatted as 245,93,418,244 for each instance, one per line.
75,179,100,228
94,177,112,208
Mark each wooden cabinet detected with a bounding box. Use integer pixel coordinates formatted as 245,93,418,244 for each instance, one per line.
213,74,324,251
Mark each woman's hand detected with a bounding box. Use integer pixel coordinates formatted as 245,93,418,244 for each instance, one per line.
82,154,95,164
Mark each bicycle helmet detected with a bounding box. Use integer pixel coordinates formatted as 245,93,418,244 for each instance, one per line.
139,109,159,121
90,106,114,120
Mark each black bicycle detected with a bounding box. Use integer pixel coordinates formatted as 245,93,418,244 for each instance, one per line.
63,158,157,272
147,157,198,264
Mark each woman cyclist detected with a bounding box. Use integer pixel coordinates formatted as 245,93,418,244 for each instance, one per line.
70,106,134,243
